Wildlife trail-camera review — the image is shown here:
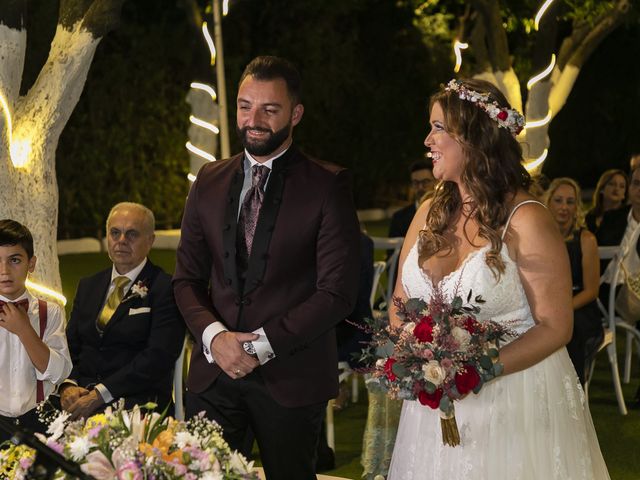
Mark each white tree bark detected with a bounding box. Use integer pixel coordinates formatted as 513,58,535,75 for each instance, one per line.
0,2,118,298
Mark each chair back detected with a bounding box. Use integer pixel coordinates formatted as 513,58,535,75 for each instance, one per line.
598,246,622,337
370,236,404,309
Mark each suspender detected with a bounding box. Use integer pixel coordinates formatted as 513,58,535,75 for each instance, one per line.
36,299,47,403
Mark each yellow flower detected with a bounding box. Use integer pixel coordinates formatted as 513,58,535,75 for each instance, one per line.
85,413,108,431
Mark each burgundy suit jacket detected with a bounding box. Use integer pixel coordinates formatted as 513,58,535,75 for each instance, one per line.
173,146,361,407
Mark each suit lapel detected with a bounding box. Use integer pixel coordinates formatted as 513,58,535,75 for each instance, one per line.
222,155,245,294
242,147,295,296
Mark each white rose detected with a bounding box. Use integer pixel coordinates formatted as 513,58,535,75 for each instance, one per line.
451,326,471,349
403,322,416,333
68,436,92,461
422,360,446,386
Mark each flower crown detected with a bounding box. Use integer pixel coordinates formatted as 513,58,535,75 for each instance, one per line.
445,79,525,136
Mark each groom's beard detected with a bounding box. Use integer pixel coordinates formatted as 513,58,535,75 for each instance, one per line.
237,122,291,157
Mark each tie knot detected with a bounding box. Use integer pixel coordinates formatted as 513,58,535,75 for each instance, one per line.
252,165,270,190
114,276,129,290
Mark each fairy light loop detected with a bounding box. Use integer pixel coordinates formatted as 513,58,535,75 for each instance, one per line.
453,40,469,73
186,141,216,162
527,54,556,90
524,149,548,172
534,0,556,31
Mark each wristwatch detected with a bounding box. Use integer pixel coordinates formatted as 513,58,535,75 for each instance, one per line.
243,341,257,356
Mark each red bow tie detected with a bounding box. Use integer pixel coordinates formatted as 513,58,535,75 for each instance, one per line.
0,299,30,311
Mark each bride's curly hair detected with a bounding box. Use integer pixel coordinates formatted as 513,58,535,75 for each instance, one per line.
419,78,531,278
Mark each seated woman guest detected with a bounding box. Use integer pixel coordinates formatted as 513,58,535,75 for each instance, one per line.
545,177,603,384
586,169,628,234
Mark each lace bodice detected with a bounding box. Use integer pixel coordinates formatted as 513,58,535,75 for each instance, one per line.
402,241,535,335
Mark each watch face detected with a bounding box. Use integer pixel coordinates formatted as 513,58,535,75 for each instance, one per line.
243,341,256,355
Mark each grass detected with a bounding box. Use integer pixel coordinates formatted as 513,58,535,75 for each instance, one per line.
58,247,640,479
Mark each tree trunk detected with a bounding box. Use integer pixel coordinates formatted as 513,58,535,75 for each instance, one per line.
0,1,122,298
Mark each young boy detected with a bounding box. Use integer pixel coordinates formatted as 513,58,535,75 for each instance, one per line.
0,219,71,442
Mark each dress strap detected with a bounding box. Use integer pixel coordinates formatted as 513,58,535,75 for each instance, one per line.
501,200,546,240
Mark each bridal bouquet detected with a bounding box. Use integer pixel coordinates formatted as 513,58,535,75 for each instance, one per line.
362,288,512,446
0,401,258,480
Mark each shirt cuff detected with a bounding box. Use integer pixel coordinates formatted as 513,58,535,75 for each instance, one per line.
252,327,275,365
202,322,229,363
94,383,113,404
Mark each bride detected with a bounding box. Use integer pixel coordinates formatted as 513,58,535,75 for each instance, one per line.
387,79,610,479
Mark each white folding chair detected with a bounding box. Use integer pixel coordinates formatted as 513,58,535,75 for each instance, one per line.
173,335,190,420
370,236,404,310
586,246,631,414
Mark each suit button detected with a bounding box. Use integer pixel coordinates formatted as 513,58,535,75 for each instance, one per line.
235,298,241,306
244,298,252,306
226,278,232,285
224,251,229,258
228,196,234,203
223,224,231,231
267,225,275,232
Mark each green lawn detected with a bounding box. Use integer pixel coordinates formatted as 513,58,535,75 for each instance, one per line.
58,248,640,479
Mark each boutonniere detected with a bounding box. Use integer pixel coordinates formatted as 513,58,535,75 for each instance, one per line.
123,280,148,302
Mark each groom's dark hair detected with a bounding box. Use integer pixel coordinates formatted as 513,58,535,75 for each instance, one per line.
239,55,302,105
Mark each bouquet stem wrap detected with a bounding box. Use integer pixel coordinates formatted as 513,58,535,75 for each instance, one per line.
440,408,460,446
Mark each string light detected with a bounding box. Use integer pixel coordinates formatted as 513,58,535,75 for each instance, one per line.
527,54,556,90
187,173,197,183
189,115,220,134
453,40,469,73
223,0,230,16
201,22,216,66
524,148,548,172
524,110,552,129
534,0,556,31
0,89,31,168
190,82,217,101
26,279,67,306
186,141,216,162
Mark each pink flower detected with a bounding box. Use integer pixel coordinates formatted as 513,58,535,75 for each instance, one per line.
117,461,143,480
81,451,116,480
46,440,64,455
19,457,34,470
440,357,453,370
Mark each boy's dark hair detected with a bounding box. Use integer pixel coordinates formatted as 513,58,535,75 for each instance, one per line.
239,55,302,104
409,158,432,174
0,219,34,258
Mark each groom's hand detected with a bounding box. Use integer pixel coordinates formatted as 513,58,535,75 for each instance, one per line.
211,331,260,379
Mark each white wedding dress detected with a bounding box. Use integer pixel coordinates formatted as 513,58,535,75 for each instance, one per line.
387,202,610,480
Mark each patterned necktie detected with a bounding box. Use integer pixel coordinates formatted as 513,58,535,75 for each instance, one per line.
237,165,270,275
0,299,29,311
97,276,129,329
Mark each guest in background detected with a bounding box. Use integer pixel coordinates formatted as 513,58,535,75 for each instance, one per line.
586,169,628,234
630,153,640,173
61,202,185,419
388,158,435,239
545,178,603,385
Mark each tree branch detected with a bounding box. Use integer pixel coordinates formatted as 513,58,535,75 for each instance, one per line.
557,0,630,71
0,0,27,106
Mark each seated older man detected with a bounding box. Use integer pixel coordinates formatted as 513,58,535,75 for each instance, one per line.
60,202,185,419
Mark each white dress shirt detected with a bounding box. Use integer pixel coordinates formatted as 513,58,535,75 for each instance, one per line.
0,290,72,417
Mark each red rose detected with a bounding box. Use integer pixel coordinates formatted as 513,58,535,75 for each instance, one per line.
455,365,481,395
463,316,478,334
384,358,397,381
497,110,508,121
413,319,434,343
418,388,443,409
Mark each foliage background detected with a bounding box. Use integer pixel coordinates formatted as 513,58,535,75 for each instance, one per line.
28,0,639,237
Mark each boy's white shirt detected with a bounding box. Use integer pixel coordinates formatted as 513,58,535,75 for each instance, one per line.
0,289,72,417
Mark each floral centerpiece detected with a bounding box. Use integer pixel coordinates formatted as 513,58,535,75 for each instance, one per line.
0,401,258,479
361,288,512,446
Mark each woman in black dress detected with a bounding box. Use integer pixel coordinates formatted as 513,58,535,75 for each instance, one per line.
545,177,604,384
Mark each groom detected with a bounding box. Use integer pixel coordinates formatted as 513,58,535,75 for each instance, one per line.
173,55,360,479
